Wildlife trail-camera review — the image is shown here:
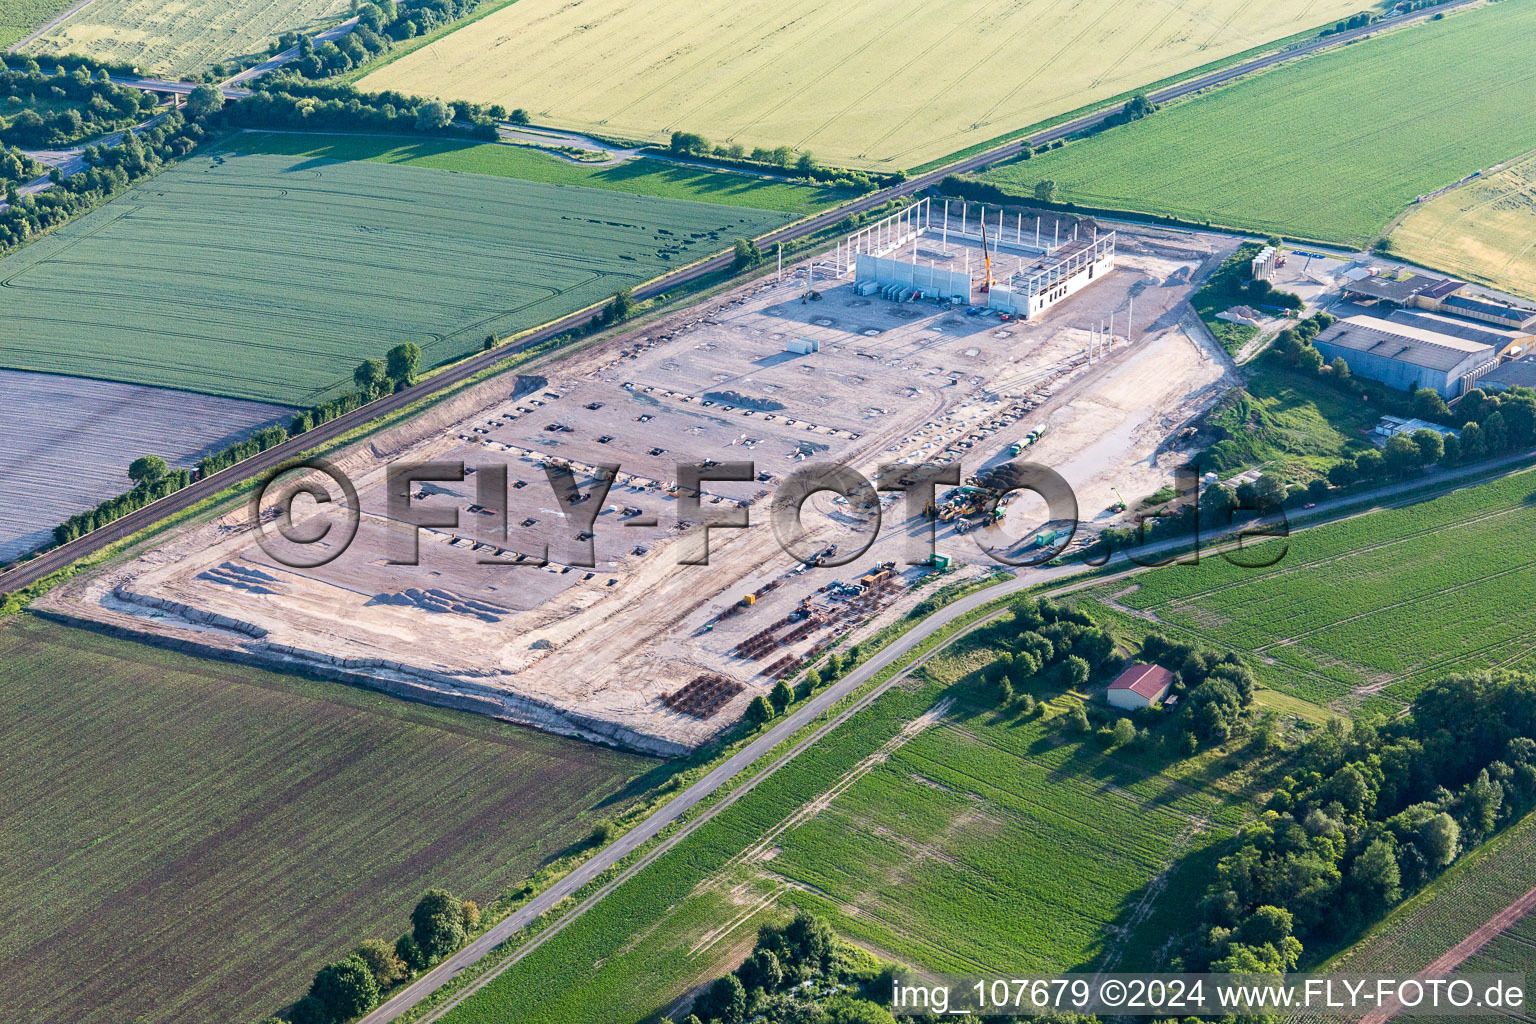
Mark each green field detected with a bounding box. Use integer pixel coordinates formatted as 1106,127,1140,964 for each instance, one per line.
0,138,803,406
984,1,1536,246
433,634,1251,1024
223,133,856,215
1070,468,1536,713
0,0,75,48
24,0,347,75
1327,809,1536,984
739,641,1246,974
0,614,659,1024
1439,910,1536,1024
359,0,1366,169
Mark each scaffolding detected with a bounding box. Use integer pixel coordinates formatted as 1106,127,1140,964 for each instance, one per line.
824,198,1081,279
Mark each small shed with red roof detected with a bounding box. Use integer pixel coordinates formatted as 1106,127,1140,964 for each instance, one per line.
1106,662,1173,710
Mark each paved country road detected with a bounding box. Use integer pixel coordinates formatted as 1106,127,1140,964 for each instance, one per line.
1,20,354,211
222,17,358,85
0,0,1475,598
357,445,1536,1024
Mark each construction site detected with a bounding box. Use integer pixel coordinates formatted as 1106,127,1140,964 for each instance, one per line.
42,213,1240,756
835,197,1119,321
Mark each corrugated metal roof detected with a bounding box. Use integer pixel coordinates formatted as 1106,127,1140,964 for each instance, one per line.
1386,309,1527,351
1479,357,1536,391
1342,274,1450,303
1315,316,1495,372
1443,294,1536,323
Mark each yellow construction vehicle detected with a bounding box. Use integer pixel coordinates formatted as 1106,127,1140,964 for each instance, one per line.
1109,487,1127,514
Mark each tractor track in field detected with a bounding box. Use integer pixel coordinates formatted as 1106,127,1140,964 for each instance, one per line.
5,0,99,52
1359,884,1536,1024
1144,501,1530,613
0,0,1479,599
351,457,1536,1024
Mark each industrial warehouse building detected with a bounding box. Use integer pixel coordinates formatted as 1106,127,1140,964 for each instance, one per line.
1476,356,1536,393
1385,309,1529,357
1441,293,1536,330
987,233,1117,319
1313,316,1499,398
1341,273,1536,330
1342,273,1466,308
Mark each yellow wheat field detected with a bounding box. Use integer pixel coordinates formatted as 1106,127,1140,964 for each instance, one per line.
1391,152,1536,302
362,0,1368,169
26,0,348,75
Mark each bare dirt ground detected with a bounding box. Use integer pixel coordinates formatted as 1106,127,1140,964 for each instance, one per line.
42,223,1238,755
1359,884,1536,1024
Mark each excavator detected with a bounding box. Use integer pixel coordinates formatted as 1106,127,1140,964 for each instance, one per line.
1109,487,1128,514
979,218,995,293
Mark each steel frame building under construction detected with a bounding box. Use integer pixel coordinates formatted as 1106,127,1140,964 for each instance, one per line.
827,197,1116,319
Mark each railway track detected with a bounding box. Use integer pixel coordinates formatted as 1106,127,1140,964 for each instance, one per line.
0,0,1475,595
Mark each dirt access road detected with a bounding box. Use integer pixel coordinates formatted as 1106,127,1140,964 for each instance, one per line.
357,447,1536,1024
1358,884,1536,1024
0,0,1477,598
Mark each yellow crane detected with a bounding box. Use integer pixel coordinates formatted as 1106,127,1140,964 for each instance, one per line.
979,217,995,293
1110,487,1127,513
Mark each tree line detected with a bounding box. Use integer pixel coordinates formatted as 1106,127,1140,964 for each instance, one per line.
1175,671,1536,971
50,464,192,546
664,130,898,191
669,910,897,1024
256,887,482,1024
216,77,499,140
1316,0,1455,39
0,59,159,149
